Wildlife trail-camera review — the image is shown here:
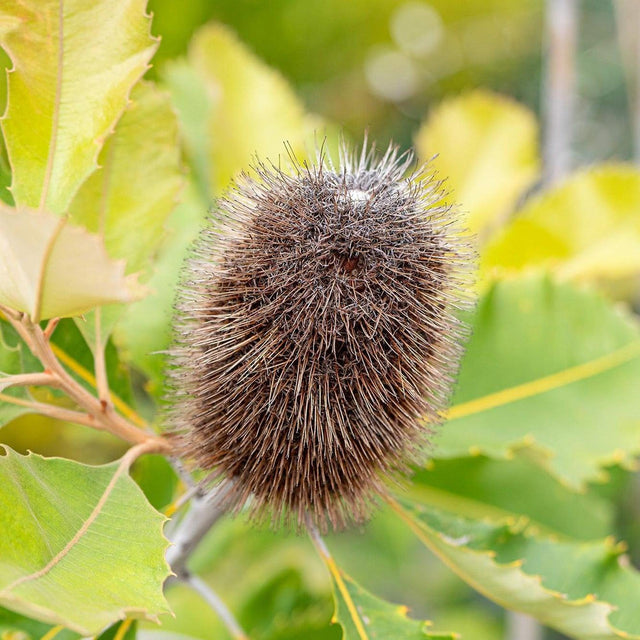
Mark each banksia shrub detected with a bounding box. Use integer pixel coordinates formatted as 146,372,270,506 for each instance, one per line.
169,142,474,529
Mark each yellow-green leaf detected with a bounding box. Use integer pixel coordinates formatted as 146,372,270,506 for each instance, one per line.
0,0,157,213
439,275,640,489
390,498,640,640
415,90,539,236
434,275,640,490
482,165,640,284
329,571,458,640
309,529,457,640
0,447,170,636
184,22,314,195
68,81,183,277
0,205,145,321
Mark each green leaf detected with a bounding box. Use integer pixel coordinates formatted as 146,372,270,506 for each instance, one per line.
0,321,31,426
183,22,315,195
390,498,640,639
0,0,157,213
438,274,640,489
0,447,170,635
482,165,640,284
49,318,134,407
162,60,214,203
0,206,146,320
415,90,539,236
114,181,206,393
0,605,80,640
412,455,613,540
327,568,457,640
68,81,183,277
97,619,137,640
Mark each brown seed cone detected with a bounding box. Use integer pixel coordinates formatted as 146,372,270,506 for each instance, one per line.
168,141,474,530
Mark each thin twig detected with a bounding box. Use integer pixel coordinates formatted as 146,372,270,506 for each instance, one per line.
184,573,248,640
93,308,114,412
25,319,165,448
543,0,579,184
0,393,97,428
0,311,169,453
43,317,60,340
304,512,332,560
0,372,58,391
0,307,36,352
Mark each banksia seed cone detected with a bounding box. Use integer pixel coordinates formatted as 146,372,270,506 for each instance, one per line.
169,141,473,529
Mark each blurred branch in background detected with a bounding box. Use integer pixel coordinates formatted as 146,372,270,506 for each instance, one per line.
506,611,544,640
543,0,579,184
614,0,640,164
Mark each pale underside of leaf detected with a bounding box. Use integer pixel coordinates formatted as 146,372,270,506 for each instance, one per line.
0,206,146,320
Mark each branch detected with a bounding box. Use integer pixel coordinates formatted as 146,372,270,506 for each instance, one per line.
0,309,169,453
184,573,248,640
93,308,114,412
0,372,58,392
164,480,245,639
543,0,579,185
166,481,234,578
0,393,97,428
614,0,640,164
506,611,544,640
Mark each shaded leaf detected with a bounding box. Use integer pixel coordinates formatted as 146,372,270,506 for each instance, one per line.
0,0,157,213
412,455,612,540
415,90,539,236
390,498,640,639
438,275,640,489
0,447,170,635
482,165,640,283
0,206,145,320
0,320,30,426
0,605,80,640
97,619,137,640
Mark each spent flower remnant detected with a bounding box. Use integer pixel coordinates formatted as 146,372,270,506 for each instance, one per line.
169,140,474,529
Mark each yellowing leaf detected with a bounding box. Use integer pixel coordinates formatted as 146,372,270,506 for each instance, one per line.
415,90,539,236
185,23,314,195
0,0,157,213
68,81,183,277
0,206,145,321
482,165,640,283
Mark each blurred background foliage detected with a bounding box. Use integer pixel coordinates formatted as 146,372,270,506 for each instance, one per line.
2,1,640,639
148,0,634,162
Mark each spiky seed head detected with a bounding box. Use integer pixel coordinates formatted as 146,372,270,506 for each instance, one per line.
169,141,474,530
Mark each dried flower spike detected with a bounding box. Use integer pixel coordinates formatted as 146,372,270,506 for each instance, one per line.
169,141,474,530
